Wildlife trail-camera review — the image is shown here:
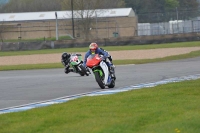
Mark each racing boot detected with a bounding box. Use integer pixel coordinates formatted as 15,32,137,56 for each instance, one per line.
64,67,74,74
64,67,69,74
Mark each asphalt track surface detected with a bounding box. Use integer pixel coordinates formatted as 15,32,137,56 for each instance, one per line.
1,57,200,109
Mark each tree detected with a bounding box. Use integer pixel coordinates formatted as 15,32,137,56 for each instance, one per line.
60,0,125,10
0,0,125,13
165,0,179,10
124,0,199,22
60,0,126,39
0,0,8,12
177,0,199,20
0,0,62,13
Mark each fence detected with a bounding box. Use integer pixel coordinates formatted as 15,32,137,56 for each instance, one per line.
1,20,200,41
137,20,200,36
0,16,137,41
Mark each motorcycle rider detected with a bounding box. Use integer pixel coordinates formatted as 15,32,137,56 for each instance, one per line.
83,42,116,79
61,52,74,74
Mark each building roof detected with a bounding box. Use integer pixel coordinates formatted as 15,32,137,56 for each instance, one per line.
0,8,135,22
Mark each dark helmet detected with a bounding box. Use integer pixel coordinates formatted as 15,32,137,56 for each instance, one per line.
61,52,70,61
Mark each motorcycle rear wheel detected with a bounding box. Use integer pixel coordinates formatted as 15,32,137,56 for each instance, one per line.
108,79,115,88
79,72,85,76
94,71,105,89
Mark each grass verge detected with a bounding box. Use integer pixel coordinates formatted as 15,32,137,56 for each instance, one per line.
0,78,199,133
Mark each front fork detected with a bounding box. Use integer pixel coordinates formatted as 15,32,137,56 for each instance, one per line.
88,67,103,79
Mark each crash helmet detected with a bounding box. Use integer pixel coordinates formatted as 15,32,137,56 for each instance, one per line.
61,52,70,61
89,42,98,53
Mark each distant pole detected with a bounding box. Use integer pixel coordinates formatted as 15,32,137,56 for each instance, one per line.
95,10,98,39
55,12,58,40
71,0,75,38
176,7,179,32
176,7,179,21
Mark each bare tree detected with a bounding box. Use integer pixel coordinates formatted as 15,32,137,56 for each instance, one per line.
61,0,125,39
60,0,125,10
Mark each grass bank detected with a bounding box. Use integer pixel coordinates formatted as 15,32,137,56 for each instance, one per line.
0,78,199,133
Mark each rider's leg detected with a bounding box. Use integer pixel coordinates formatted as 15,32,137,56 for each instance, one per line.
108,55,112,62
106,56,116,79
64,66,70,74
108,55,115,68
105,58,113,70
64,66,74,74
105,59,116,79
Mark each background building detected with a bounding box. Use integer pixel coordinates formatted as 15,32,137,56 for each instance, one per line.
0,8,137,40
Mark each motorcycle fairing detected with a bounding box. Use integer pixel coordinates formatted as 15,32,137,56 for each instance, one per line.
87,54,113,87
70,54,82,66
86,54,101,68
99,61,109,85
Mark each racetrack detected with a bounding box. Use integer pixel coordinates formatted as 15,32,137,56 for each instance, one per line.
1,57,200,110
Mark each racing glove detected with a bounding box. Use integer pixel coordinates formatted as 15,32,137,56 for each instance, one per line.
101,55,107,61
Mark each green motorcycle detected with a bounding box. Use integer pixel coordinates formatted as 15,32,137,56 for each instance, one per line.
70,53,89,76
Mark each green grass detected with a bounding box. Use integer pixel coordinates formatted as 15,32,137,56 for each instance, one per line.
0,41,199,132
0,41,200,57
0,63,63,71
1,50,200,71
0,78,199,133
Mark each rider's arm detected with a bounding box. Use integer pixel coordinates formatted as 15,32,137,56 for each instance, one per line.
83,50,90,67
61,59,68,67
98,48,109,57
76,53,82,56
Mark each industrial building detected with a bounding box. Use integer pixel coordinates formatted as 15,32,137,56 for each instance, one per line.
0,8,137,40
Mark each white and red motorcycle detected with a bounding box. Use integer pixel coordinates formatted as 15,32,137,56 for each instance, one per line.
86,54,115,89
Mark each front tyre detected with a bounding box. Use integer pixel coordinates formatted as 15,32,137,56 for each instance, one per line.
94,71,105,89
80,65,89,76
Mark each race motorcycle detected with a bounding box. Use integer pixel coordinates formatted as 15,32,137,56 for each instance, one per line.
86,54,115,89
70,53,89,76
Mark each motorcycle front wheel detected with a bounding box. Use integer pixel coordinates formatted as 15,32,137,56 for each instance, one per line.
94,71,105,89
79,65,89,76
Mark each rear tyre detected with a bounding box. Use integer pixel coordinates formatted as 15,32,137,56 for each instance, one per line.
79,72,85,76
94,71,105,89
108,79,115,88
